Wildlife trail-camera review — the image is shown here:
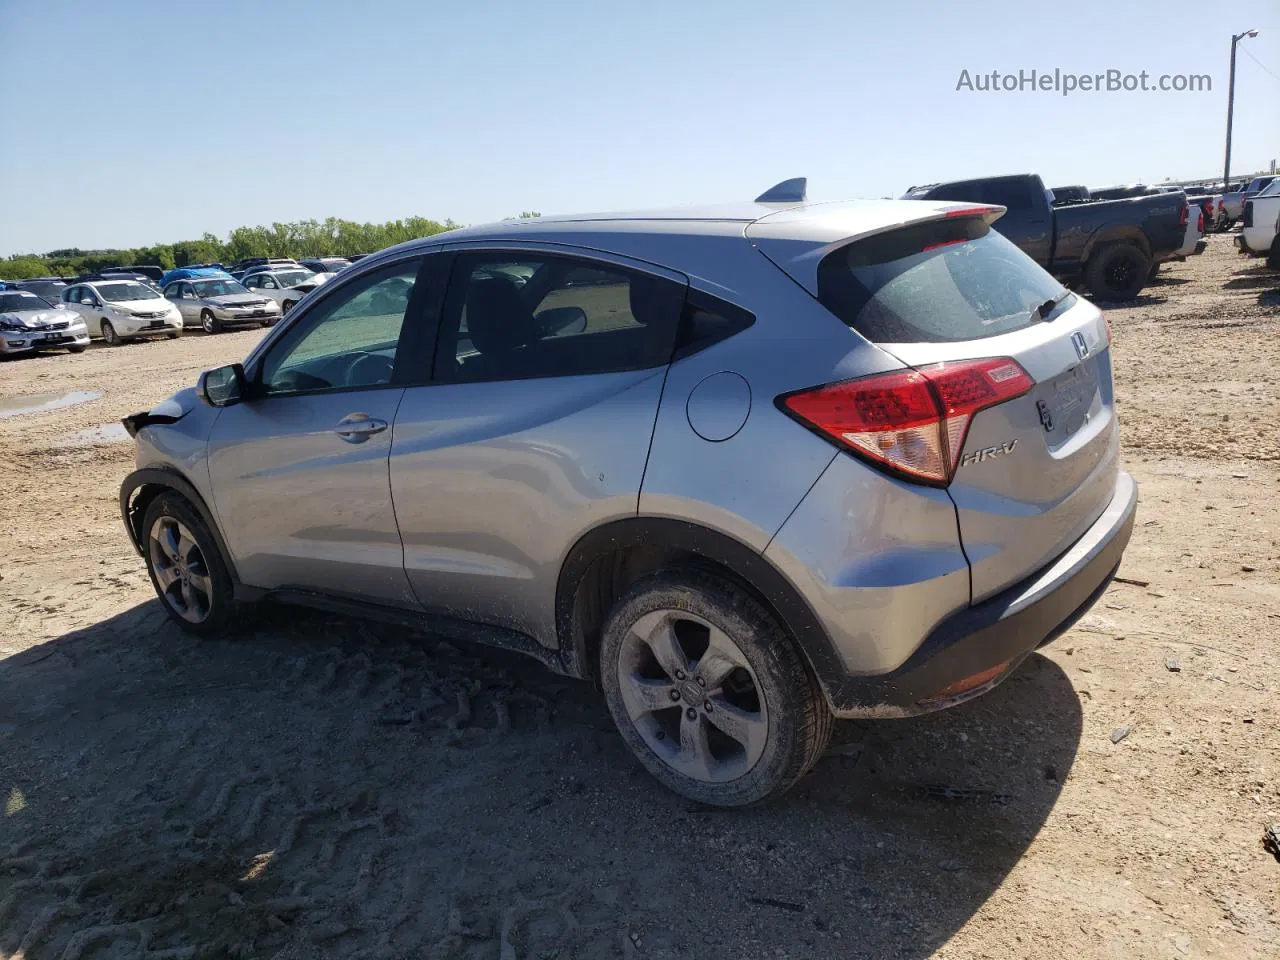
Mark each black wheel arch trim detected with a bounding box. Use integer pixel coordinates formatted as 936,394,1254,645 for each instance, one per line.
554,517,848,704
120,466,243,589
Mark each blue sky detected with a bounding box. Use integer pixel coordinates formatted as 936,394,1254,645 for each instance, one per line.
1,0,1277,256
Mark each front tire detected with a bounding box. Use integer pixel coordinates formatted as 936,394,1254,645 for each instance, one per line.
1085,243,1150,301
201,309,221,334
600,572,832,807
282,299,297,314
141,492,238,637
101,320,121,346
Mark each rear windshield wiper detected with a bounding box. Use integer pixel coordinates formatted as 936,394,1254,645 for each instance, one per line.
1034,290,1073,321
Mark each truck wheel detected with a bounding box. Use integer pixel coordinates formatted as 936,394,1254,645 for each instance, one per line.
1147,262,1160,281
1085,243,1150,301
599,571,832,807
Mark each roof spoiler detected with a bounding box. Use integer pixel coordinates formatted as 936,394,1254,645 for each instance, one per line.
755,177,807,204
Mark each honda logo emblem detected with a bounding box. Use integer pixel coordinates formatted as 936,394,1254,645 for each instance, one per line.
1071,331,1089,361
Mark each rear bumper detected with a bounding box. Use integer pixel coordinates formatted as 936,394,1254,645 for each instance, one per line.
823,471,1138,718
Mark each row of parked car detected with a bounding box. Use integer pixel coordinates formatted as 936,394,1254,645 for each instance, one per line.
0,256,362,356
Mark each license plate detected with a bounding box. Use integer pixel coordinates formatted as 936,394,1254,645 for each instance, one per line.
253,310,265,317
1049,364,1098,435
148,320,166,329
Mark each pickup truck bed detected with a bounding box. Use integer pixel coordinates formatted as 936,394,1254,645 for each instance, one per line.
905,174,1186,300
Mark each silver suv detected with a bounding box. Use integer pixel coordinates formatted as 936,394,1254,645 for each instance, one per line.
120,182,1137,806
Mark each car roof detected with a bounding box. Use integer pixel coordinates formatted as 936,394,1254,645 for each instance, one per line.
398,198,972,249
359,195,984,297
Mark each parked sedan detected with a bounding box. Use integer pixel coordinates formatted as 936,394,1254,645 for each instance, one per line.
299,257,351,275
61,280,183,345
241,267,324,313
164,276,282,333
0,290,89,356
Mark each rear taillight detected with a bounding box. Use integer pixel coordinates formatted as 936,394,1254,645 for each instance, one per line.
1178,203,1189,227
779,358,1034,486
1218,199,1226,212
1198,211,1205,233
1243,202,1253,228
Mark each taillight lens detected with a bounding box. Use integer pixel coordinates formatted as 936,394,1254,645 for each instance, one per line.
1198,211,1205,233
1178,203,1189,227
1218,199,1226,212
779,358,1034,486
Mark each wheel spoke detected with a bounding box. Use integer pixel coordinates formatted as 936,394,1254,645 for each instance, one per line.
619,675,677,719
696,626,745,689
180,580,199,613
176,531,199,565
188,572,213,602
160,522,182,562
638,613,688,679
154,563,180,591
705,696,767,755
677,711,715,779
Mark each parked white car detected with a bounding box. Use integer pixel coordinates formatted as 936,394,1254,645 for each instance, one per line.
1241,179,1280,262
240,267,326,313
61,280,183,345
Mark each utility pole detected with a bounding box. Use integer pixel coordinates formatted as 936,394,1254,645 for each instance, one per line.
1224,28,1260,191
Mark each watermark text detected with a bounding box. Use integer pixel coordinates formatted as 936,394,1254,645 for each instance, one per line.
956,68,1211,96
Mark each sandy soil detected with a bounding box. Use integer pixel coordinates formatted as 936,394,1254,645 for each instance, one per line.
1,237,1277,959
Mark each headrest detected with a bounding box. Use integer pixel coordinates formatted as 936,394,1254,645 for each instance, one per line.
466,277,533,355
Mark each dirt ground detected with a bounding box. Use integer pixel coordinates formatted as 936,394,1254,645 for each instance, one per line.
1,236,1277,960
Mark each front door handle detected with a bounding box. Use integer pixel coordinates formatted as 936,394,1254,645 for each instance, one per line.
333,413,388,443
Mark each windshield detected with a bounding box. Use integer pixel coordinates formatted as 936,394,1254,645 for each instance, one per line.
817,217,1069,343
17,281,65,300
98,282,158,302
0,293,50,312
192,279,250,298
1255,179,1280,198
272,270,315,287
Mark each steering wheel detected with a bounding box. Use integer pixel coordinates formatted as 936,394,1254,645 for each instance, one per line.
343,352,395,387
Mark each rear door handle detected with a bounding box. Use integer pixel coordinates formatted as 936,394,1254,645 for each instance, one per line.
333,414,388,443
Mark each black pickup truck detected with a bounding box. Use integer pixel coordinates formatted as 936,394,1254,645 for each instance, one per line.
903,174,1186,300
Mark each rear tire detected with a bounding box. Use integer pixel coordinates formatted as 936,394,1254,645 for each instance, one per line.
101,320,121,346
201,309,221,334
599,571,832,806
141,492,239,637
1085,243,1150,301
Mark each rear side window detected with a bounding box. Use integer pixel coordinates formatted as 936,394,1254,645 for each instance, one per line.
436,253,684,382
816,218,1068,343
979,179,1037,210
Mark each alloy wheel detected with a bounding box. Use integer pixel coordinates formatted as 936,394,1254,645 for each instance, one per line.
615,609,769,783
147,516,213,623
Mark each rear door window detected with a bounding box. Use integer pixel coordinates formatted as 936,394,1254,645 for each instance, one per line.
435,253,684,382
816,217,1069,343
979,179,1037,210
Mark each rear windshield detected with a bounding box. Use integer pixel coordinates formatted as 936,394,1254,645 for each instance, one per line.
816,217,1069,343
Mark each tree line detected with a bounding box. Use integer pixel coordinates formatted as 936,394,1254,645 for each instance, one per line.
0,215,466,281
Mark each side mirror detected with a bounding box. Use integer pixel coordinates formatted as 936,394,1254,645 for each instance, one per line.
196,363,246,407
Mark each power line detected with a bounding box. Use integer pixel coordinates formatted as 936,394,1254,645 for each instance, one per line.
1240,46,1280,84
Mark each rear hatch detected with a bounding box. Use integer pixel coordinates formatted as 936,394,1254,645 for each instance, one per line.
766,208,1120,602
